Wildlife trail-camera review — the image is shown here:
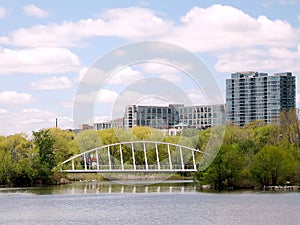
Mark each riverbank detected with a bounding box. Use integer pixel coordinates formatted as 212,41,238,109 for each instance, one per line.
197,184,300,192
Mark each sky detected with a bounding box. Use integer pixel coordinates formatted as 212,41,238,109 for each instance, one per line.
0,0,300,136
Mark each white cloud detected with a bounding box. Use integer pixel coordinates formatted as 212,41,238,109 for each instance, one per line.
185,89,210,105
0,109,73,135
0,109,8,114
0,7,172,47
0,5,298,52
97,89,119,104
75,66,89,83
140,62,182,75
60,98,74,108
0,6,6,18
164,5,298,52
23,4,48,18
22,108,40,113
108,67,143,85
159,74,182,83
76,66,143,87
0,47,81,75
75,89,119,104
30,76,73,90
0,91,34,104
215,45,300,73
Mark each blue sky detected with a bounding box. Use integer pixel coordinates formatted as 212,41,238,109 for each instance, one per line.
0,0,300,135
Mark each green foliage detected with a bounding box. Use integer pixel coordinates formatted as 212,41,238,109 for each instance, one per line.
75,129,101,152
1,118,300,188
33,129,55,169
32,129,56,184
195,145,244,189
250,145,295,186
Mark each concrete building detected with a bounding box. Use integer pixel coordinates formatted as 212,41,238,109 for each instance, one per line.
94,118,124,130
226,71,295,126
124,104,225,130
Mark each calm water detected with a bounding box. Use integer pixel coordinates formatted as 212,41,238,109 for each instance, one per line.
0,181,299,225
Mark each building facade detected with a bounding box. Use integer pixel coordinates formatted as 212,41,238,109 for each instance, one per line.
94,118,124,130
226,71,295,126
124,104,225,130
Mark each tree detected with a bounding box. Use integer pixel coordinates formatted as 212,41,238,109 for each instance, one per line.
75,129,101,152
195,145,244,189
250,145,295,186
0,136,12,185
32,129,55,184
49,128,75,164
279,109,300,147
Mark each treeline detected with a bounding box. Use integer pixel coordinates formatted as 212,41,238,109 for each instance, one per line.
0,126,194,187
0,129,77,186
195,110,300,189
1,109,300,188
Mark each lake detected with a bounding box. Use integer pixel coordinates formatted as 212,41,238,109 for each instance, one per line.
0,181,299,225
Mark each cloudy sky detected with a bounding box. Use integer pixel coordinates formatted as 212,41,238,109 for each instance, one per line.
0,0,300,135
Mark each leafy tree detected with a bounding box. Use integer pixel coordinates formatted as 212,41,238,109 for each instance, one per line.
279,109,300,147
195,145,244,189
49,128,75,164
0,136,12,184
7,134,36,186
250,145,295,186
75,129,101,152
32,129,55,184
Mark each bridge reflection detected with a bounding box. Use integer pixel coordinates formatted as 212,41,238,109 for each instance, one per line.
68,181,197,194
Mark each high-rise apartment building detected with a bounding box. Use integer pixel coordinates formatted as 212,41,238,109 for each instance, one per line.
226,71,295,126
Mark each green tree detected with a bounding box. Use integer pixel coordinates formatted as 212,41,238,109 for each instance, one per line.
75,129,101,152
0,136,12,184
33,129,55,184
49,128,75,164
7,134,36,186
250,145,295,186
279,109,300,147
195,145,244,189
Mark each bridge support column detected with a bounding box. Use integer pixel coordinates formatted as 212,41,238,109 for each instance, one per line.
192,150,196,171
108,146,112,170
155,143,160,170
96,149,100,170
72,159,74,171
119,144,124,171
83,154,87,170
131,143,136,170
167,144,172,170
179,146,184,170
143,142,148,170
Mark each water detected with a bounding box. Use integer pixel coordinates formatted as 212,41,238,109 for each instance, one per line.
0,181,299,225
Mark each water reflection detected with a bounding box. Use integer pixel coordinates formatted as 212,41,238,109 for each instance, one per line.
0,180,197,195
80,181,196,194
69,181,196,195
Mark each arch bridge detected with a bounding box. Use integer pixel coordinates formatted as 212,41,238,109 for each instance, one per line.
57,141,204,173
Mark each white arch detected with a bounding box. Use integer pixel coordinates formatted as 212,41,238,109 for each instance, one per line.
56,140,206,173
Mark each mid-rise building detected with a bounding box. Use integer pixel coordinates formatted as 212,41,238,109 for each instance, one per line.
124,104,225,130
226,71,295,126
94,118,124,130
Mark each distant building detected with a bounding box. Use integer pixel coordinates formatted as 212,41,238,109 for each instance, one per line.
94,118,124,130
226,71,295,126
124,104,225,130
78,124,93,130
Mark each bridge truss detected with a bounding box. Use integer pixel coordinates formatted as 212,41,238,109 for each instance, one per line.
57,141,204,173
